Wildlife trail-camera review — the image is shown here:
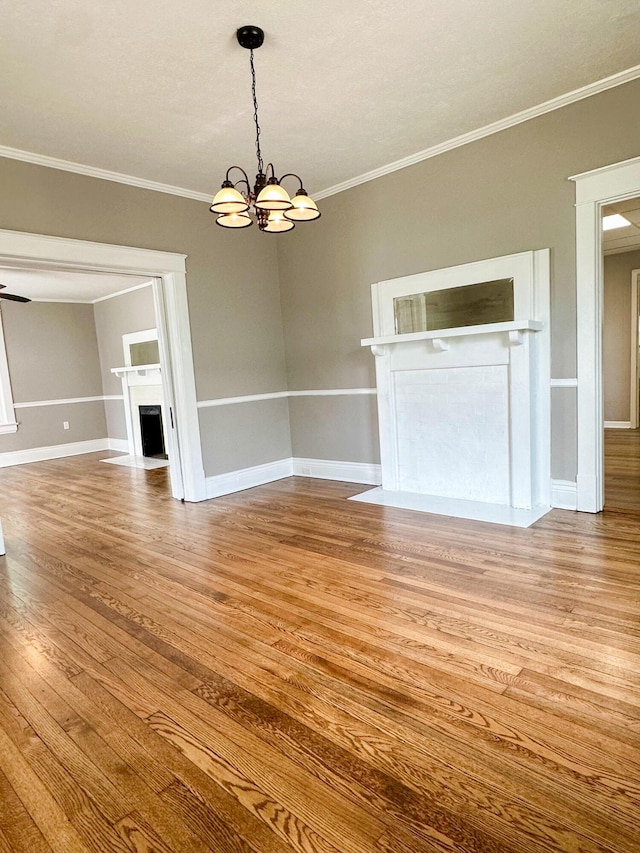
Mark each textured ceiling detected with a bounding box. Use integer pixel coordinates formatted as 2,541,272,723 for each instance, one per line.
1,1,639,197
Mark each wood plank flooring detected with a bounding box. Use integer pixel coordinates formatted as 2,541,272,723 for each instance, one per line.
0,453,639,852
605,427,640,509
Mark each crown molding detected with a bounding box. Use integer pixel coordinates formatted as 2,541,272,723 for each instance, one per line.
314,64,640,201
1,63,639,205
92,280,153,304
0,144,212,203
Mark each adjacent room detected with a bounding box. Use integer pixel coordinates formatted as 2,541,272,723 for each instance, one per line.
1,3,640,852
602,197,640,509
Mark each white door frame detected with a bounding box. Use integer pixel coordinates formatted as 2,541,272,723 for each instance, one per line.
571,156,640,512
0,228,206,502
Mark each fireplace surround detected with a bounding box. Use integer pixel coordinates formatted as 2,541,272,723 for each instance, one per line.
359,250,550,521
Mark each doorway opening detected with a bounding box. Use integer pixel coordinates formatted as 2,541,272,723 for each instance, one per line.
601,196,640,509
0,228,205,501
573,156,640,512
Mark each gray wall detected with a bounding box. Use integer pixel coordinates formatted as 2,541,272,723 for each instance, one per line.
93,284,156,441
603,249,640,423
0,158,290,477
277,79,640,477
0,300,106,451
2,78,640,483
94,284,156,396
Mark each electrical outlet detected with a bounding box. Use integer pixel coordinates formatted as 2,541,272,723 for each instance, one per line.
63,421,70,430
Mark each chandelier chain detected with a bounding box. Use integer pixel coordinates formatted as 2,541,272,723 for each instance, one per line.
249,49,264,176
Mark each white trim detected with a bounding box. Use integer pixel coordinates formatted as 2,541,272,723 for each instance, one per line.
550,378,578,388
14,395,122,409
570,156,640,190
0,438,112,468
122,327,158,365
604,421,632,429
572,157,640,512
204,456,382,500
205,459,294,499
362,320,543,349
2,65,640,206
370,252,545,336
152,273,205,501
292,457,382,485
30,298,95,304
288,388,377,397
551,480,577,510
0,229,187,273
196,388,377,409
198,391,288,409
92,281,153,304
0,229,205,502
27,280,154,306
0,307,16,429
315,66,640,201
0,144,212,203
111,365,160,378
107,438,129,453
0,423,18,434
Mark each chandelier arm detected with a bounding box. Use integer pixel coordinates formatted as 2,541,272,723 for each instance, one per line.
249,49,264,176
264,163,277,181
225,165,251,184
279,173,305,191
234,178,251,194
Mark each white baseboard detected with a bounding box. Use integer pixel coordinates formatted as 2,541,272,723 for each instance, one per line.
205,456,382,500
107,438,129,453
604,421,632,429
292,457,382,485
551,479,577,510
0,438,112,468
205,458,294,499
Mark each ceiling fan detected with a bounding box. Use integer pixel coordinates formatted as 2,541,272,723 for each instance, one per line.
0,284,31,303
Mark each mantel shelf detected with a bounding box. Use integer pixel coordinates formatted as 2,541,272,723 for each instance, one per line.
110,363,161,379
361,320,543,350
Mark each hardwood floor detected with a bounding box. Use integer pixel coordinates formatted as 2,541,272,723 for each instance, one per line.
0,453,639,852
605,427,640,509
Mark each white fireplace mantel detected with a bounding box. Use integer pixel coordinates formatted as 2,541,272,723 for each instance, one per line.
359,250,551,521
111,363,164,456
361,319,543,353
111,363,161,380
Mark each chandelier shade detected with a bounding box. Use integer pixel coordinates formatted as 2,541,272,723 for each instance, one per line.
255,181,293,211
263,211,295,233
216,211,253,229
208,26,320,234
210,182,249,214
284,190,321,221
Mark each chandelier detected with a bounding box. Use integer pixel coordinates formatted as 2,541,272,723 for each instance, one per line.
209,26,321,233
